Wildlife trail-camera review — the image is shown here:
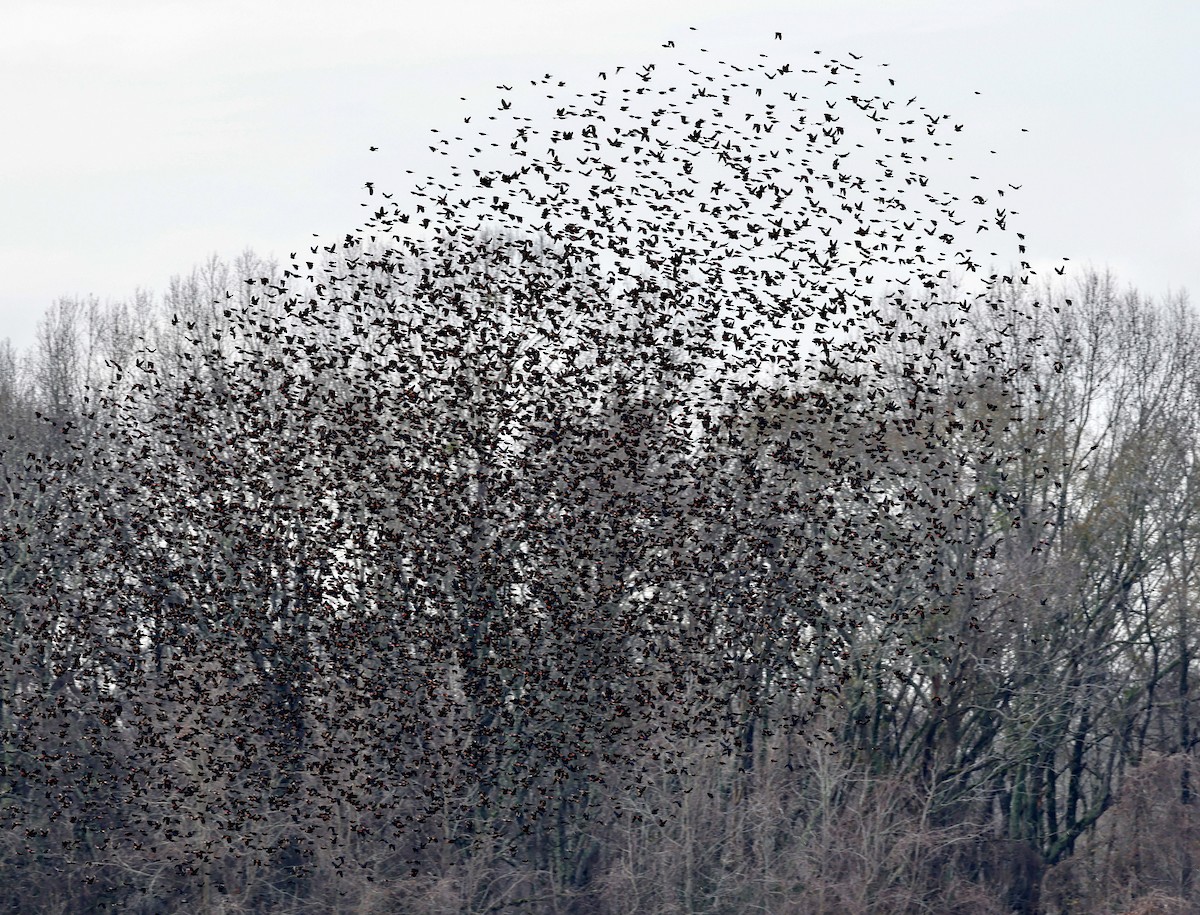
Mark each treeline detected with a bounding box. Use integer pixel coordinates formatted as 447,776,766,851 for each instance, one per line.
1,243,1198,915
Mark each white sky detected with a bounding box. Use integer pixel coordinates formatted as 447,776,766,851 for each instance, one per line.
3,0,1197,357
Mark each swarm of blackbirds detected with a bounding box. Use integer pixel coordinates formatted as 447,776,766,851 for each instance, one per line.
4,29,1051,896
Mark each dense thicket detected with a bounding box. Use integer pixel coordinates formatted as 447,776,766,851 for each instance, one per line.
7,255,1198,915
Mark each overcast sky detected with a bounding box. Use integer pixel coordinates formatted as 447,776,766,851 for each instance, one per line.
3,0,1196,357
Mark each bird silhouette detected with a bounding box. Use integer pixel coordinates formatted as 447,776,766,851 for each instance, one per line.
3,24,1051,909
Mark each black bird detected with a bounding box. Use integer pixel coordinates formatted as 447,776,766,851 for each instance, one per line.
9,25,1057,908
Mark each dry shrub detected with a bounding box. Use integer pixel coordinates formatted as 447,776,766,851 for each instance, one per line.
1116,892,1192,915
1042,752,1200,915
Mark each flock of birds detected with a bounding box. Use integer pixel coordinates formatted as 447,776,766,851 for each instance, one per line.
11,28,1055,891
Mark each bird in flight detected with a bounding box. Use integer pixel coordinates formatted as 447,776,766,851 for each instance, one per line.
8,23,1054,908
